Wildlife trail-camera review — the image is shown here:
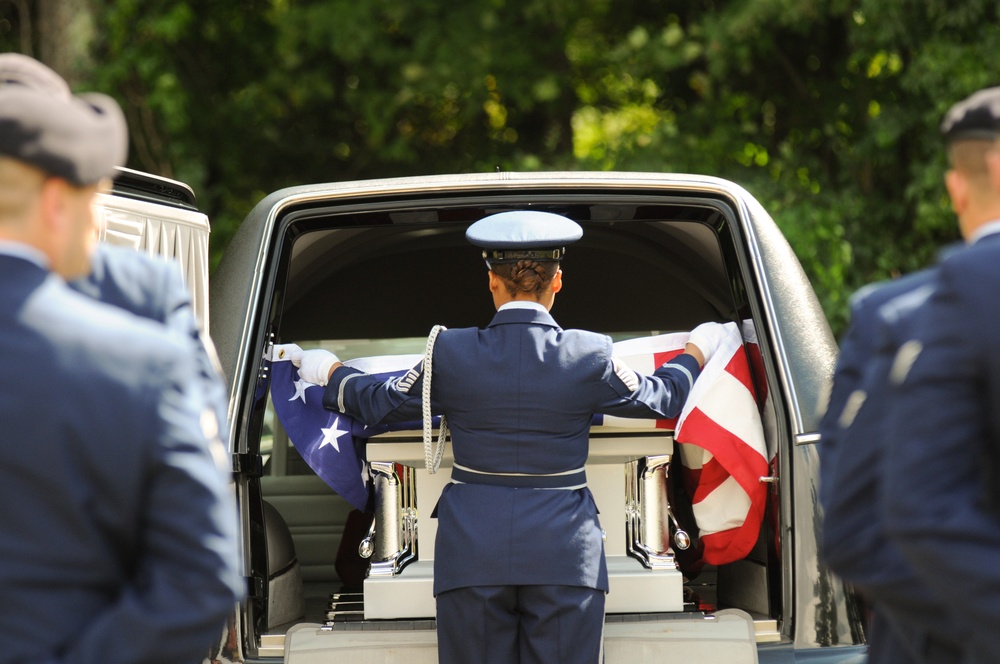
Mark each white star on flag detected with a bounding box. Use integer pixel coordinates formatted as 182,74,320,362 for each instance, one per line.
288,378,309,404
319,422,350,452
269,346,370,512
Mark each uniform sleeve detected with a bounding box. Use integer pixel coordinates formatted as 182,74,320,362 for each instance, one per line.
324,361,425,425
159,265,232,443
882,261,1000,659
818,323,896,582
53,348,243,664
73,248,231,444
819,281,938,589
816,295,878,567
596,346,701,420
818,295,874,456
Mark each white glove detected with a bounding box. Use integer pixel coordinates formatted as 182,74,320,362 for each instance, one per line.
275,343,302,362
293,348,340,386
687,322,729,366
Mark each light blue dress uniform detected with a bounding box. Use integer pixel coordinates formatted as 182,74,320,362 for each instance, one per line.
819,268,964,663
322,211,702,664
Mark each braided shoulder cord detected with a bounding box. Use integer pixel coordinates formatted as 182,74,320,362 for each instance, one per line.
422,325,449,473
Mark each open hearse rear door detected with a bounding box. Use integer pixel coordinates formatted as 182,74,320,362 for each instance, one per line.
211,171,865,662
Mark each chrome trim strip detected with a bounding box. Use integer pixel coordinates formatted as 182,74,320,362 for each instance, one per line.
728,193,804,435
795,432,821,446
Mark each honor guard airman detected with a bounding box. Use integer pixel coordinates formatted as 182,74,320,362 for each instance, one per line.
0,54,242,664
292,209,728,663
819,266,967,663
883,86,1000,663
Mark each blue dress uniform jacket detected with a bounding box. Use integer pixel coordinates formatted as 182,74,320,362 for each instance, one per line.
819,271,932,579
324,305,701,596
885,232,1000,664
71,244,192,329
819,269,964,664
0,253,242,664
70,244,230,442
819,272,926,565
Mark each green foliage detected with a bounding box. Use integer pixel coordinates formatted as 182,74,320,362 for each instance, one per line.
5,0,996,331
560,0,988,333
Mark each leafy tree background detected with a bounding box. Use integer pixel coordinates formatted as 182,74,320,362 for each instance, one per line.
4,0,998,334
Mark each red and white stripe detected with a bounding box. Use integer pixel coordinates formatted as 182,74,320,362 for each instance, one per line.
611,324,769,565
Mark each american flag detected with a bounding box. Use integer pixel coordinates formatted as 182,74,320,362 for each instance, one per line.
597,324,769,565
270,322,767,566
267,351,411,512
673,323,769,567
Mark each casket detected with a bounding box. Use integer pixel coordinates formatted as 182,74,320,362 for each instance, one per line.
360,424,686,619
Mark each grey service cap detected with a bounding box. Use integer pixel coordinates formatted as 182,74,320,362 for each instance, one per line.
0,53,127,185
941,86,1000,144
466,210,583,264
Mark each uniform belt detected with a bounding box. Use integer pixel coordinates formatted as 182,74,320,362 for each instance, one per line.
450,463,587,490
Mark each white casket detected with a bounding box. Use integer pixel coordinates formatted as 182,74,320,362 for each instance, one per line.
361,424,686,619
